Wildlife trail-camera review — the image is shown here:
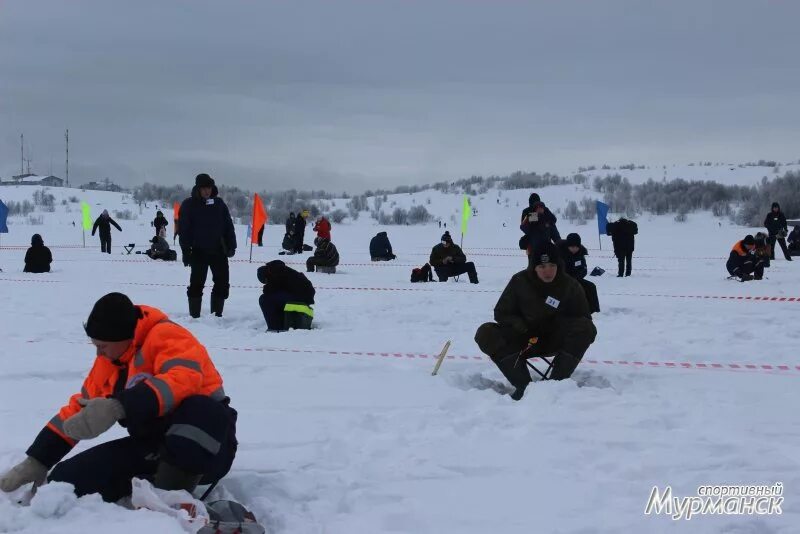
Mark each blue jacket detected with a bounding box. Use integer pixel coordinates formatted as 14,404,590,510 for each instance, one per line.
178,184,237,255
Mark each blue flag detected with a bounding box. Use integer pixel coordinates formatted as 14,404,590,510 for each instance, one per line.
596,201,609,235
0,200,8,233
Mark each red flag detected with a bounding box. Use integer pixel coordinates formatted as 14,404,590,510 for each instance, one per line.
173,202,181,237
251,193,267,244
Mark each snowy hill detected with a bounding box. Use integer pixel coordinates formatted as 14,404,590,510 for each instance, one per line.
1,174,799,533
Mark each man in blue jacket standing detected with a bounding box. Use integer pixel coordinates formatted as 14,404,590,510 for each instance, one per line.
179,173,237,318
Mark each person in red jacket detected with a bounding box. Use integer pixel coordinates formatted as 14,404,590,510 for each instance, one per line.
313,216,331,241
0,293,238,502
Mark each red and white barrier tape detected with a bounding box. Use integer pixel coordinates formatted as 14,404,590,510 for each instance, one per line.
30,339,800,375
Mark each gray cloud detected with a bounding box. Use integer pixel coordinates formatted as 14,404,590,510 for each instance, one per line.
2,0,799,192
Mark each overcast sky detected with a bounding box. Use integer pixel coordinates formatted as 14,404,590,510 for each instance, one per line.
1,0,799,192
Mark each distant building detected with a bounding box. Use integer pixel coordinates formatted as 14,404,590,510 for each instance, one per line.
0,174,64,187
79,179,125,193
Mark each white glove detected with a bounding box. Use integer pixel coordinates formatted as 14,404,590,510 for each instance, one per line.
63,398,125,440
0,456,48,492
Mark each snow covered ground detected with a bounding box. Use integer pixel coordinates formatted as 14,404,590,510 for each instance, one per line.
1,183,799,533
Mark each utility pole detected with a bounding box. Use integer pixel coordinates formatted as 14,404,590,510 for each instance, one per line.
20,133,24,175
65,129,70,187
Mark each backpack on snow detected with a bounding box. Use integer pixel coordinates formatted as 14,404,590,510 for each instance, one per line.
197,500,266,534
410,263,434,283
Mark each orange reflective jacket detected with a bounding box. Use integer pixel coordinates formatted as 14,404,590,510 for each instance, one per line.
27,305,226,468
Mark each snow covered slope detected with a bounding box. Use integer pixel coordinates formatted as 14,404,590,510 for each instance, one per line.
1,182,798,533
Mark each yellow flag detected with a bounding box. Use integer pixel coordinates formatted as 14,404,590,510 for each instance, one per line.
81,202,92,230
461,195,471,235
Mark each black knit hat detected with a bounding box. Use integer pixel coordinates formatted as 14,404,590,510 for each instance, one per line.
529,193,540,205
84,293,140,341
743,235,755,246
772,202,780,210
441,231,453,243
530,242,560,267
195,173,215,188
566,233,581,247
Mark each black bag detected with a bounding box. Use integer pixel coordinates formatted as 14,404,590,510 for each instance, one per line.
411,263,434,283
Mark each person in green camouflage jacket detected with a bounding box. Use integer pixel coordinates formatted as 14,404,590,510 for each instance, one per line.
474,242,597,400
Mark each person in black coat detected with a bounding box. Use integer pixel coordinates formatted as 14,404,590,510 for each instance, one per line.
293,212,307,253
763,202,792,261
306,237,340,272
788,225,800,254
606,217,638,277
558,233,599,313
179,173,237,318
91,210,122,254
369,232,396,261
23,234,52,273
520,201,558,254
257,260,315,331
152,211,168,237
519,193,561,248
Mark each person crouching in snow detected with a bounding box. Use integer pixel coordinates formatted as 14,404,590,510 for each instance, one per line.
558,233,600,314
306,237,339,272
727,235,762,281
370,231,396,261
0,293,238,502
474,243,597,401
429,231,478,283
257,260,316,331
23,233,53,273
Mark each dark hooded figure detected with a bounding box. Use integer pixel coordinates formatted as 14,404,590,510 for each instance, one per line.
519,193,561,249
520,201,558,255
558,233,600,313
293,212,307,254
178,173,237,318
91,210,122,254
788,225,800,253
24,234,52,273
257,260,316,331
763,202,792,261
474,242,597,401
370,232,396,261
605,217,638,277
152,211,168,237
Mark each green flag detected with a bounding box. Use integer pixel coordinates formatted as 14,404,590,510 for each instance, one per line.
81,202,92,230
460,194,471,235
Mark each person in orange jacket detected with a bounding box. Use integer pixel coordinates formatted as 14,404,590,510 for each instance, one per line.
313,216,331,241
0,293,238,502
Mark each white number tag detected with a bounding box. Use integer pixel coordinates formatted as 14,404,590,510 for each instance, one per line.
545,296,560,308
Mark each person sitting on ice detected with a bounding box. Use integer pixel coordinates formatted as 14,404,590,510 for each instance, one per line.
474,242,597,401
429,231,478,283
558,233,600,314
369,231,396,261
519,200,559,253
726,234,762,281
788,225,800,254
0,293,238,502
145,234,175,261
23,233,53,273
313,216,331,241
257,260,316,331
306,236,340,273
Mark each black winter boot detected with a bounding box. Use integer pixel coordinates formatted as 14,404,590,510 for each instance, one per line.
188,297,202,318
153,461,202,493
496,353,532,401
550,351,582,380
210,296,225,317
